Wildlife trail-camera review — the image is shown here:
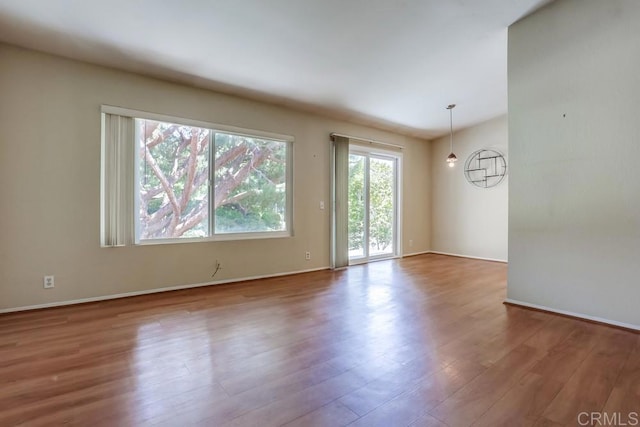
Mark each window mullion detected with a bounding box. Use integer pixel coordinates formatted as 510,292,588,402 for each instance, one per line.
364,155,370,259
209,130,215,238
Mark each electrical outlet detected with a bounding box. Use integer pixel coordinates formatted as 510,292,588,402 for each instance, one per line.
409,239,414,247
319,201,325,210
305,251,311,260
43,275,55,289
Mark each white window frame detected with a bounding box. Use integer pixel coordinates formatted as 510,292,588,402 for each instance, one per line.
101,105,294,246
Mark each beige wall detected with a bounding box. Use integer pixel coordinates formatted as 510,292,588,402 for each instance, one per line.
508,0,640,328
430,116,508,261
0,44,431,311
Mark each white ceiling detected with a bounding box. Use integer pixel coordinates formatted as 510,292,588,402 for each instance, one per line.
0,0,551,139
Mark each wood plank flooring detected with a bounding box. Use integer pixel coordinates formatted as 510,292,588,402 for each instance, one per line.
0,254,638,426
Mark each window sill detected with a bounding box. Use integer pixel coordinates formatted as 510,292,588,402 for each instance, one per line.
135,231,292,246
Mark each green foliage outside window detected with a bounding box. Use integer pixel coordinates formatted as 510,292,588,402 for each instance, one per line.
348,154,394,255
137,119,287,239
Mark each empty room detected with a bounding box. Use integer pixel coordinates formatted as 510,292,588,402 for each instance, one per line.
0,0,638,426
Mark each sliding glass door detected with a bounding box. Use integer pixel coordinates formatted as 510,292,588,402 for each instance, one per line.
348,150,399,263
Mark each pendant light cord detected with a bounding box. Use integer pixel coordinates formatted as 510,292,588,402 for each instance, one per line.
449,107,453,152
447,104,455,152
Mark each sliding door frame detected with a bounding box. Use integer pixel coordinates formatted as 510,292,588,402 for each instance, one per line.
348,145,402,265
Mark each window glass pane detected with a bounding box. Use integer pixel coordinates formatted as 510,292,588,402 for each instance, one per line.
369,157,394,256
137,119,210,239
348,154,366,259
214,133,287,234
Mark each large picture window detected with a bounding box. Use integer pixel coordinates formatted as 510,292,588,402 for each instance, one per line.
101,107,292,246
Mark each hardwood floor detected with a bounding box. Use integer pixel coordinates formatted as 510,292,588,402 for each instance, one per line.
0,254,637,426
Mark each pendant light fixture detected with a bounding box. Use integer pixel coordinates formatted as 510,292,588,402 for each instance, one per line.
446,104,457,168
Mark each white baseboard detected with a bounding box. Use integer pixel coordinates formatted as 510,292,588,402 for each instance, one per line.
504,298,640,332
428,251,508,263
402,250,431,258
0,266,330,314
